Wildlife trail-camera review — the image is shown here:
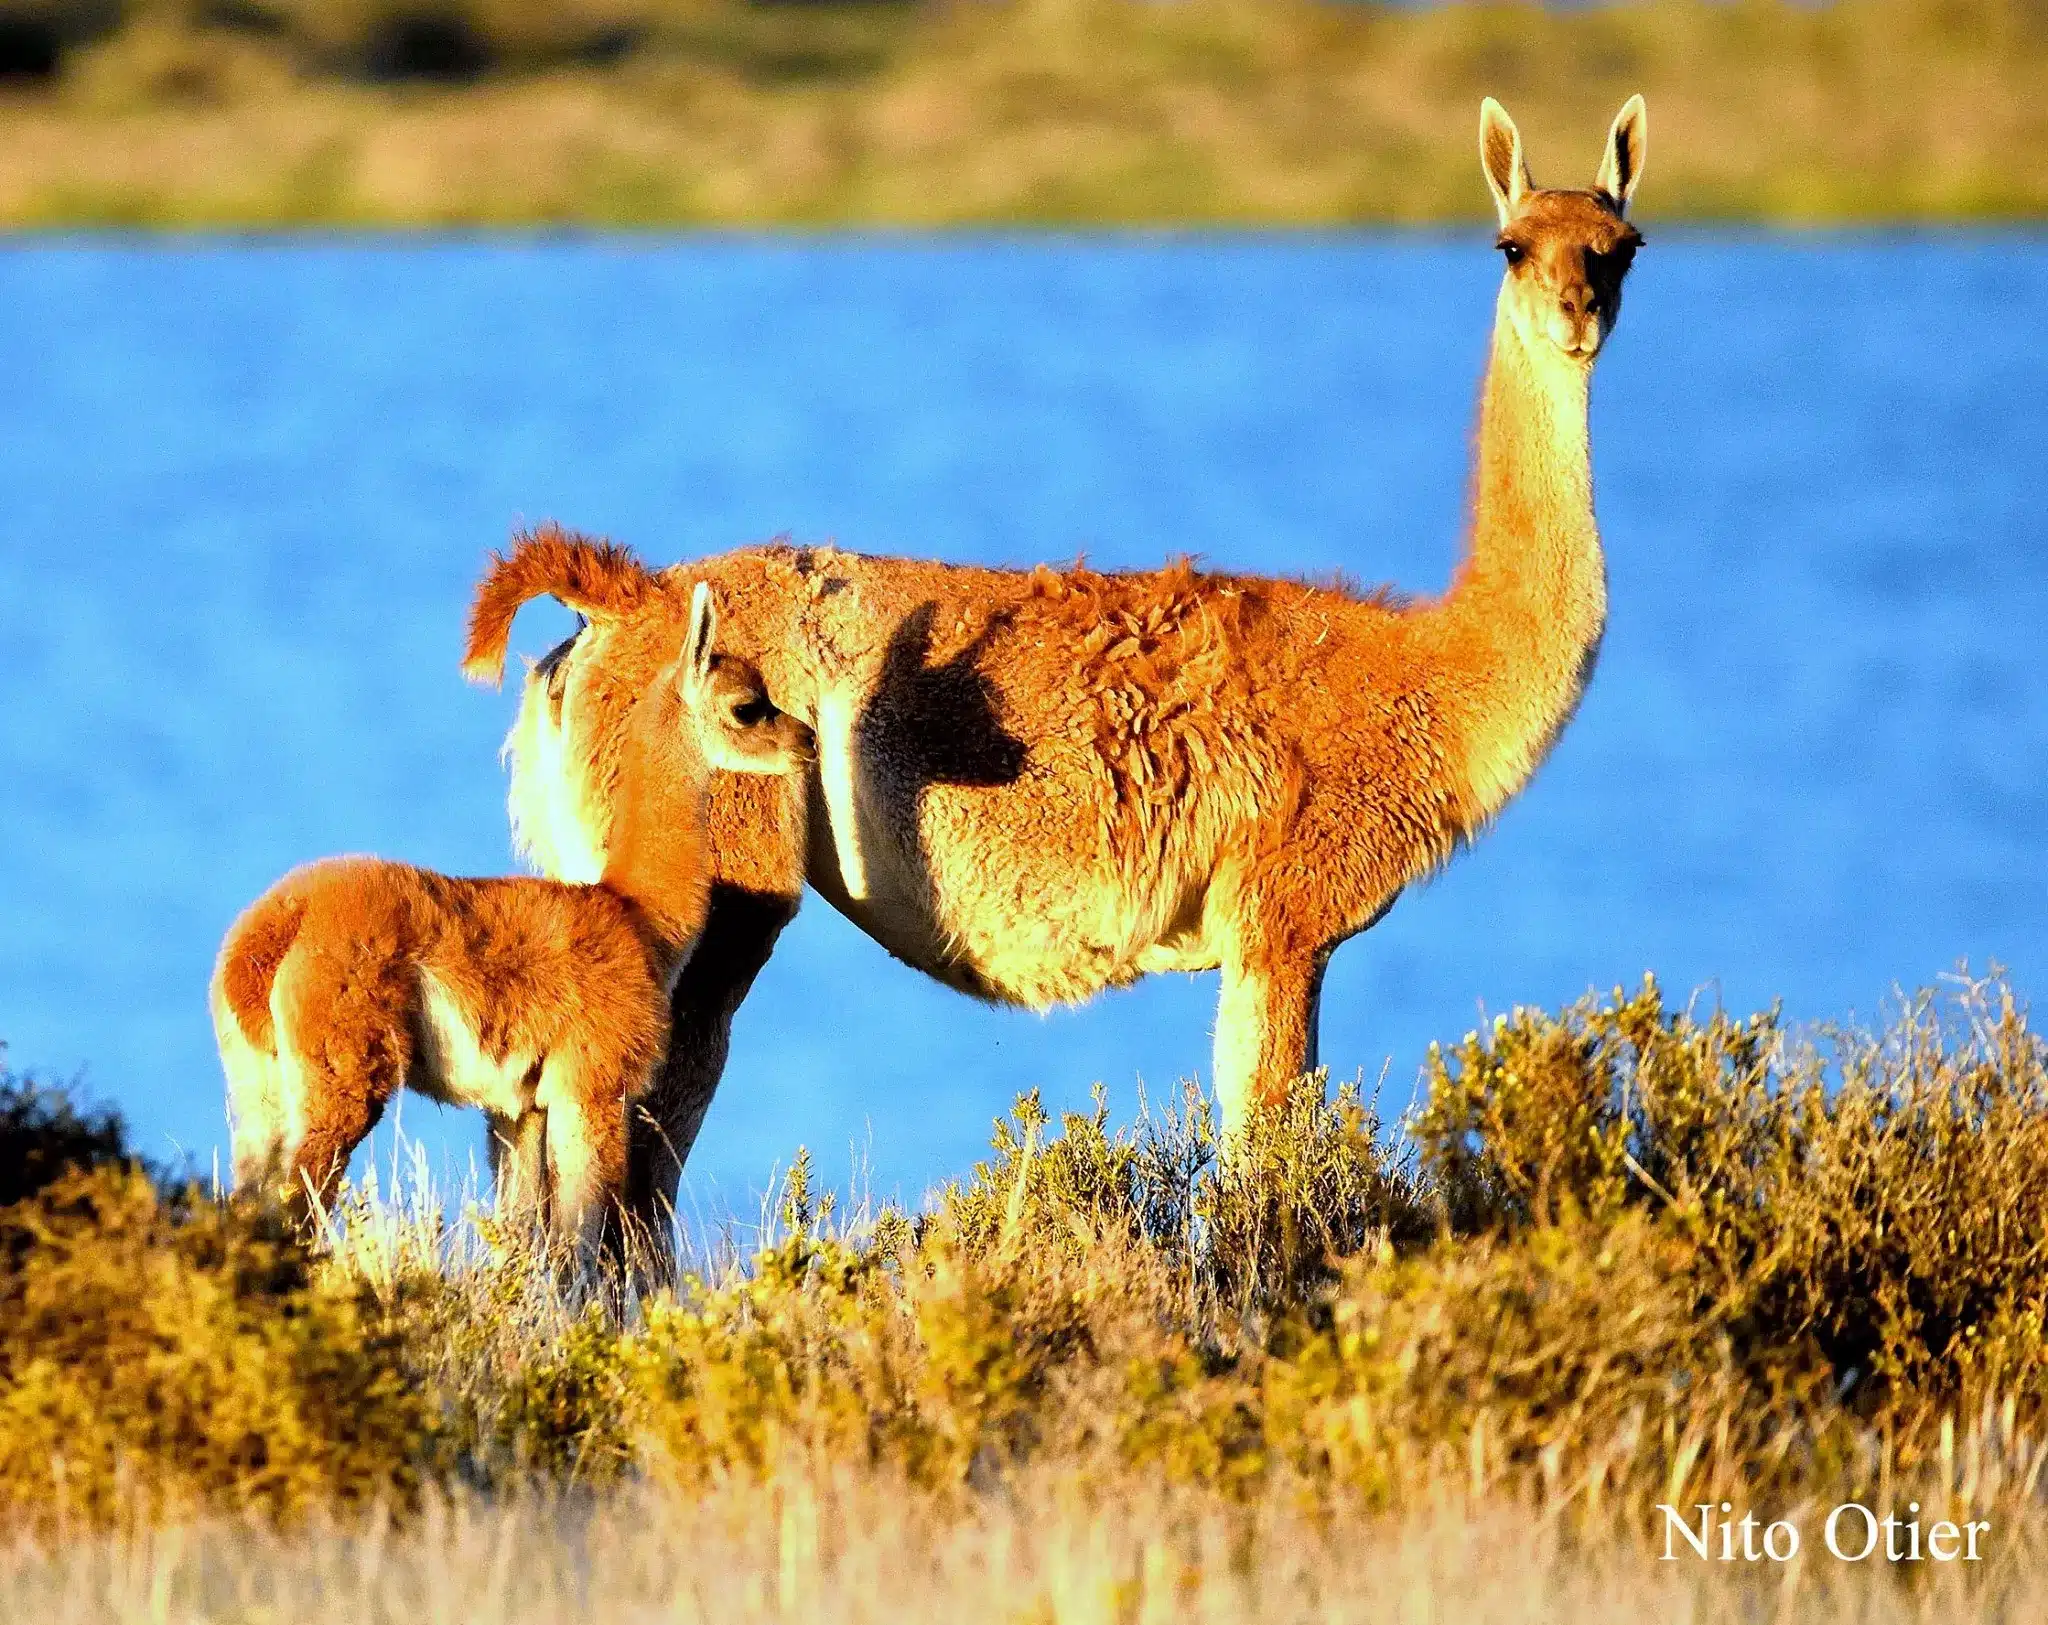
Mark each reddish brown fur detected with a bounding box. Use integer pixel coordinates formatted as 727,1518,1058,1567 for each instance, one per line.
215,858,673,1238
475,98,1648,1223
463,522,661,689
217,579,810,1258
216,889,304,1052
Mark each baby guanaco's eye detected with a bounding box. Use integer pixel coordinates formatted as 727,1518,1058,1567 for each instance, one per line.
1498,240,1526,267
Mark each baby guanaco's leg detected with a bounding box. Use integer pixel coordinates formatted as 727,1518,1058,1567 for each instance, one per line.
536,1052,637,1263
270,947,408,1213
488,1107,552,1241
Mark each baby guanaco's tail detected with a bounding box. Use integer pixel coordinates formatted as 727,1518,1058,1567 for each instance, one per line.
212,888,309,1053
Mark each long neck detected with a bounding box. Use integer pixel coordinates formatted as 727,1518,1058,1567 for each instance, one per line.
1421,292,1607,828
599,702,712,969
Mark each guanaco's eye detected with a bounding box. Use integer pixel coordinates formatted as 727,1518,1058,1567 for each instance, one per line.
1498,240,1526,267
1584,242,1638,285
730,696,775,729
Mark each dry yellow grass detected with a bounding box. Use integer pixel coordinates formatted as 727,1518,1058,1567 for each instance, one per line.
5,1477,2048,1625
6,976,2048,1618
0,0,2043,225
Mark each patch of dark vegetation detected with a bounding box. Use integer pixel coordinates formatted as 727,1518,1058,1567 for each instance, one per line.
0,1054,133,1206
226,0,655,82
363,9,490,82
0,13,61,82
200,0,295,37
0,0,122,83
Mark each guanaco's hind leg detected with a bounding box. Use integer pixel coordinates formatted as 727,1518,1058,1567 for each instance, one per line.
268,949,407,1213
1212,886,1396,1144
286,1074,390,1213
218,999,292,1196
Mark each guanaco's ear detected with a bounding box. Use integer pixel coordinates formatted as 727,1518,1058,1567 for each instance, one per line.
682,580,718,701
1480,97,1529,228
1596,94,1647,215
462,523,655,687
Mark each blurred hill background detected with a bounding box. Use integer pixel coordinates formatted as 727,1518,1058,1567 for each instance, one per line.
0,0,2040,225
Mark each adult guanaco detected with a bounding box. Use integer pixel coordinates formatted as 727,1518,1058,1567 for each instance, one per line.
462,96,1648,1245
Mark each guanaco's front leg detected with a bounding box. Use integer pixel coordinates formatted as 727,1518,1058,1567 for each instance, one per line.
1212,941,1329,1144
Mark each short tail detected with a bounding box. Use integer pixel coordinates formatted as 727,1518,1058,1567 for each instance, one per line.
213,889,308,1053
462,523,659,687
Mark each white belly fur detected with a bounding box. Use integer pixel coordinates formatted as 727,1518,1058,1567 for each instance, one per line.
412,971,536,1120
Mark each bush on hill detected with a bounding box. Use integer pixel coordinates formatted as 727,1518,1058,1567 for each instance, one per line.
3,976,2046,1534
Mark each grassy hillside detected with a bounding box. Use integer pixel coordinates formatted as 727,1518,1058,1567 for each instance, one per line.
0,0,2042,225
4,974,2048,1617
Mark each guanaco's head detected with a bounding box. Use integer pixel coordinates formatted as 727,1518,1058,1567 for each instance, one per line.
679,581,815,776
1482,94,1647,364
464,524,808,882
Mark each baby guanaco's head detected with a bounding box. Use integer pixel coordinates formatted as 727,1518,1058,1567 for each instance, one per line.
678,581,815,777
466,525,811,883
1482,94,1647,364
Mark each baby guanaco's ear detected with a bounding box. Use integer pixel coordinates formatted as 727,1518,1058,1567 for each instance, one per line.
681,580,718,702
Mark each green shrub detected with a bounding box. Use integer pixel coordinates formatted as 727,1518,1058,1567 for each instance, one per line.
1199,1074,1434,1315
1268,1211,1838,1513
0,1054,434,1526
0,1168,429,1528
1415,977,2048,1417
7,973,2048,1532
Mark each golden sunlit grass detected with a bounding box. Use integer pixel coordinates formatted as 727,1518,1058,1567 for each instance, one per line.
7,1480,2048,1625
0,0,2043,225
4,974,2048,1619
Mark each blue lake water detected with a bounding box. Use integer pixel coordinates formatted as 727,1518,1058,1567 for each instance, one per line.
4,233,2045,1224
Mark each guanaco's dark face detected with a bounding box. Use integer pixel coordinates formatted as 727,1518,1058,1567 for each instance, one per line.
1483,94,1648,364
534,620,582,725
